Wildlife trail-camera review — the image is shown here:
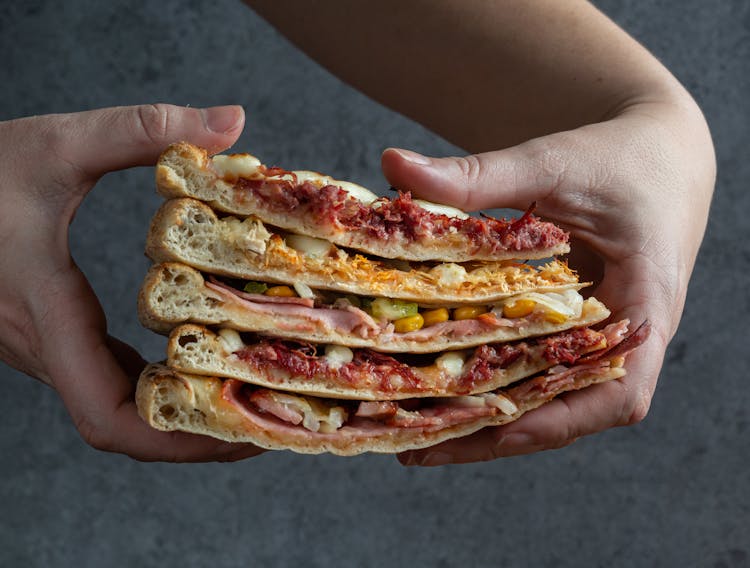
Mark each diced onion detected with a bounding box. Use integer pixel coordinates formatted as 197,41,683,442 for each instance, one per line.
318,407,347,433
302,412,321,433
448,395,487,408
285,233,334,258
480,393,518,415
293,281,315,299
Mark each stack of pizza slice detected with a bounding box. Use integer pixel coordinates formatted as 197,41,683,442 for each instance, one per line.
135,142,648,455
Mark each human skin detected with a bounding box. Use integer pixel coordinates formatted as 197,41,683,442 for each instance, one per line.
247,0,715,465
0,2,714,462
0,104,264,461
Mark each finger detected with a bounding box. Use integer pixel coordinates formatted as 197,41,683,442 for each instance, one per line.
58,104,245,180
34,265,262,462
381,121,624,216
399,292,667,467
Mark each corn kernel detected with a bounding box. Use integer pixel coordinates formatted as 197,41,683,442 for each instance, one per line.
452,306,489,321
544,310,568,324
422,308,450,327
502,298,536,319
264,285,297,297
393,314,425,333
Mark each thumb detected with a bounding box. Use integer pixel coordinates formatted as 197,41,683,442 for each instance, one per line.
46,103,245,182
381,131,594,213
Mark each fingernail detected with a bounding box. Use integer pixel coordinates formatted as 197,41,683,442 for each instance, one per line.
201,105,243,134
387,148,432,166
419,451,453,467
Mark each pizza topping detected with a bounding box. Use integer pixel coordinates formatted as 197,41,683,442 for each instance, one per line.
435,351,466,377
479,393,518,415
421,307,450,327
293,282,315,299
248,388,348,433
212,153,261,180
430,263,468,286
494,288,583,323
243,281,268,294
230,326,609,396
412,199,469,220
206,275,590,346
217,328,245,352
284,233,334,258
223,215,271,254
233,170,567,255
369,298,419,320
323,344,354,369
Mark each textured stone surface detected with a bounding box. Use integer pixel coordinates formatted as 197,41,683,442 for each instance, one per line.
0,1,747,567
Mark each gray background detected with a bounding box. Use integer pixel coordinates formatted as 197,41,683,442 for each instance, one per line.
1,1,748,567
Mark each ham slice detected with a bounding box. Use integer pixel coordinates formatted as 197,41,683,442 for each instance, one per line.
206,280,381,337
208,278,315,307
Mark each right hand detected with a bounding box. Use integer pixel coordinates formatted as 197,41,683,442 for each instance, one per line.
383,99,715,465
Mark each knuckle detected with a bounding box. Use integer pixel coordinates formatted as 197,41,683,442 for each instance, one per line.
453,154,488,210
624,386,652,426
136,103,172,146
455,154,483,185
527,137,570,193
615,378,653,427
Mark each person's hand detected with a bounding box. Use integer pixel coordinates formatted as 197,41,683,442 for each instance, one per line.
0,104,264,461
383,98,715,466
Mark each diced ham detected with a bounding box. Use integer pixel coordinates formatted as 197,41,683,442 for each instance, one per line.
248,389,304,425
579,320,651,363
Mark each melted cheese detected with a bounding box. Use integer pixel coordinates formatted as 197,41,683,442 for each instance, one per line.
285,233,334,258
218,328,245,353
324,345,354,369
224,216,271,255
430,263,467,286
269,391,348,433
212,154,261,179
413,199,469,219
435,351,466,377
294,171,379,204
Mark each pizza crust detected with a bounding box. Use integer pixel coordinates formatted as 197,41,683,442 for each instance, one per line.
146,197,580,305
156,142,570,262
136,363,625,456
138,262,611,353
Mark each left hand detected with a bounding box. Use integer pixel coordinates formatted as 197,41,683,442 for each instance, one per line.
0,103,265,461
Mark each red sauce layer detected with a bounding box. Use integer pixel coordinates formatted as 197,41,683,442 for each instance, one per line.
236,175,567,253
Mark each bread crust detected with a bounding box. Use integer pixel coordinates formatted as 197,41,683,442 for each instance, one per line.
136,363,625,456
166,324,607,400
146,197,580,305
156,142,570,262
138,262,610,353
